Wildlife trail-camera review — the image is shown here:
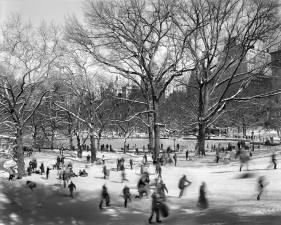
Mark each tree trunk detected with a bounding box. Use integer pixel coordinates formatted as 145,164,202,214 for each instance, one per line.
32,131,37,148
123,138,127,154
90,126,96,162
76,134,82,158
197,81,208,156
197,122,206,156
16,128,25,179
68,126,73,150
153,100,160,158
97,131,101,151
242,124,247,136
148,111,154,153
276,128,280,137
69,136,73,151
51,131,54,150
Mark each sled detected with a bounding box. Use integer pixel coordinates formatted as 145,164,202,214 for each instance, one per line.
159,202,169,217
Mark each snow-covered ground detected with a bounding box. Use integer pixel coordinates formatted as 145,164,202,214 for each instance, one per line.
0,149,281,225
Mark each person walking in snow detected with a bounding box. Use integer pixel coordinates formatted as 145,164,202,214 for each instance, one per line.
173,153,177,166
99,184,111,209
130,159,133,169
46,166,51,179
123,185,131,208
178,175,192,198
40,163,45,175
148,192,161,223
68,181,76,198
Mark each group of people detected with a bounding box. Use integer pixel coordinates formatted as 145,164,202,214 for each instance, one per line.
100,144,113,152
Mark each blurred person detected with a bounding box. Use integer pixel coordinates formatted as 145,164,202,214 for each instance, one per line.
40,163,45,175
68,181,76,198
158,166,162,179
173,153,177,166
121,170,129,183
102,155,105,165
8,167,15,181
26,181,36,191
137,172,150,198
46,166,51,179
130,158,133,169
197,182,208,209
27,165,32,176
186,150,189,161
178,175,192,198
257,176,267,200
239,151,250,172
87,154,91,164
148,192,161,223
99,184,111,209
123,185,131,208
103,165,110,179
271,153,277,169
158,180,168,202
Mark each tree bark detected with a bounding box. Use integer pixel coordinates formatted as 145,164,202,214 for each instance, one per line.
68,125,73,150
32,131,37,148
76,134,82,158
90,126,96,162
153,100,160,158
197,122,206,156
148,111,154,154
97,131,101,152
123,138,127,154
51,131,54,150
16,128,25,179
197,81,208,156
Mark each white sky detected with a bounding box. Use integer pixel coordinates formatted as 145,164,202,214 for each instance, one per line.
0,0,85,26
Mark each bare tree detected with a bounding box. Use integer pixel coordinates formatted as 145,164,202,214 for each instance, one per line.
176,0,281,155
65,0,204,157
0,15,63,178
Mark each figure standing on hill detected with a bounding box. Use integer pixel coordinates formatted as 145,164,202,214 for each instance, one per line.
216,149,220,163
121,170,129,183
103,165,110,179
239,151,250,172
186,150,189,161
271,153,277,169
40,163,44,175
158,180,168,202
197,182,208,209
87,154,91,164
99,184,111,209
158,166,162,179
123,185,131,208
178,175,192,198
173,153,177,166
46,167,51,179
8,167,15,181
148,192,161,223
68,181,76,198
257,176,266,200
130,159,133,170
